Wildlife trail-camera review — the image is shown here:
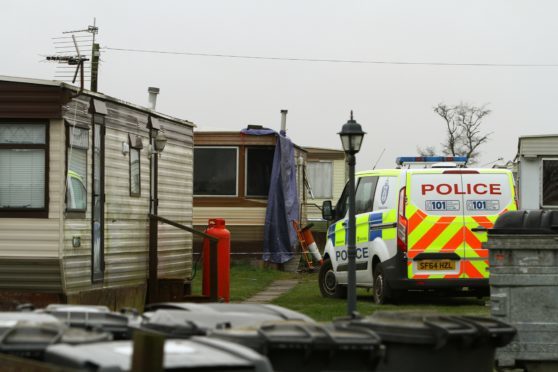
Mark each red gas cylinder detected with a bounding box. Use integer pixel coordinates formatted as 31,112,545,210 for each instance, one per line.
202,218,231,302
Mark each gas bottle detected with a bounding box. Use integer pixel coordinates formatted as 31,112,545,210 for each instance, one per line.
202,218,231,302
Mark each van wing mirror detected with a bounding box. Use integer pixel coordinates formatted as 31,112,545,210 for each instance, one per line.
322,200,335,221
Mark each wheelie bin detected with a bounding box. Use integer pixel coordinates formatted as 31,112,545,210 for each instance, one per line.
486,210,558,371
45,337,273,371
335,311,515,372
209,320,384,371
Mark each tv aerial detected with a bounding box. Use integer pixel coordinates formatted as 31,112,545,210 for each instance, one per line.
46,35,89,96
45,21,99,96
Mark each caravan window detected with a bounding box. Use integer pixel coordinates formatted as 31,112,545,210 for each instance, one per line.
129,135,143,197
194,147,238,196
307,161,333,199
245,147,274,197
0,122,48,217
66,126,88,212
542,159,558,207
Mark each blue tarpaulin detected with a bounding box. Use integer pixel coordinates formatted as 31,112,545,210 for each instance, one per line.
241,128,300,264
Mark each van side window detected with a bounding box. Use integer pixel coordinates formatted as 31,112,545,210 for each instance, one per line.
335,183,349,220
355,176,379,214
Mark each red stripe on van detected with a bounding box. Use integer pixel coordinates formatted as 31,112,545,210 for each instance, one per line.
462,261,484,279
472,216,493,229
442,170,479,174
464,228,482,249
411,216,456,250
444,228,465,251
407,209,427,233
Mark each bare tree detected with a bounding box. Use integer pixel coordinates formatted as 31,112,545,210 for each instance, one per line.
417,145,436,157
422,103,492,165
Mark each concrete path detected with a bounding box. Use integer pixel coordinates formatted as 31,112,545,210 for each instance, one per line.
242,279,299,304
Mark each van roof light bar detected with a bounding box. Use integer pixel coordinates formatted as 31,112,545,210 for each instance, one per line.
396,156,468,166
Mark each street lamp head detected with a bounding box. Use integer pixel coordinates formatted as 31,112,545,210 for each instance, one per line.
338,110,366,154
154,131,167,153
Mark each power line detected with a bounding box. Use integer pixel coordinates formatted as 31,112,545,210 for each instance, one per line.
102,46,558,68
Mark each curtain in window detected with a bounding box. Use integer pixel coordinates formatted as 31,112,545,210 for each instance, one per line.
0,149,45,208
307,161,333,198
0,124,45,144
0,123,46,209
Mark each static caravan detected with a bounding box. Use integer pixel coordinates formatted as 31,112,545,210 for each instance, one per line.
517,135,558,210
302,147,347,249
0,76,194,310
303,147,347,223
193,129,307,263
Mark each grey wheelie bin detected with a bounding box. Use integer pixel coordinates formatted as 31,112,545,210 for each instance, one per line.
209,320,384,371
139,309,292,337
39,304,135,340
0,321,110,361
145,302,315,323
486,210,558,372
45,337,273,371
335,311,515,372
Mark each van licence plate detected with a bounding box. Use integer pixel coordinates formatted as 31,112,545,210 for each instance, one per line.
417,260,456,271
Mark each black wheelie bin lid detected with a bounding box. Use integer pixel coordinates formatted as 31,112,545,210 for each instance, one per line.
336,311,515,372
139,309,286,337
45,337,274,371
209,320,384,372
39,304,133,340
489,210,558,234
144,303,315,323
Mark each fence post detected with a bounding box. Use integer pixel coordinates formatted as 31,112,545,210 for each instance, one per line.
131,330,164,372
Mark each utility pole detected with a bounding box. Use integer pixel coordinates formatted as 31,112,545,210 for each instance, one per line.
91,43,100,92
90,18,99,92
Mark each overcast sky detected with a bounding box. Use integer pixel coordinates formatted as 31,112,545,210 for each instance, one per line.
3,0,557,169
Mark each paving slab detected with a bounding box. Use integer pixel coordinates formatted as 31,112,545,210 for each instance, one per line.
242,279,299,304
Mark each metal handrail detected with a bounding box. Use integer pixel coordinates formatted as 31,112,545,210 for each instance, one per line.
148,214,219,303
150,214,218,242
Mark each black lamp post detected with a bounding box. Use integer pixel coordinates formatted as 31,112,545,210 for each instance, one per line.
338,111,366,315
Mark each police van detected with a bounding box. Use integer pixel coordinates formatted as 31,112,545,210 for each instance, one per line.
318,156,517,304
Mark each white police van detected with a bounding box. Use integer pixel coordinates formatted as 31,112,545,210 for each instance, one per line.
319,156,517,304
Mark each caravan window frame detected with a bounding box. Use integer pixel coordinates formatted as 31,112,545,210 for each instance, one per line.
307,160,333,199
129,135,143,198
65,124,89,215
0,120,49,218
193,146,239,197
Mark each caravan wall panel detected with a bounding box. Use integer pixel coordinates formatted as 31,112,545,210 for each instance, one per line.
156,118,194,279
0,118,64,291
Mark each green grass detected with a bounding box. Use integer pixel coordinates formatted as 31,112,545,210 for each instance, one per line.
191,261,299,302
272,272,490,322
193,263,489,321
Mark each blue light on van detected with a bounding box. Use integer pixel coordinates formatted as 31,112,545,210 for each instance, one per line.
396,156,468,165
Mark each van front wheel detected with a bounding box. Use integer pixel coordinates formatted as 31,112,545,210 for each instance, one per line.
319,258,347,299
